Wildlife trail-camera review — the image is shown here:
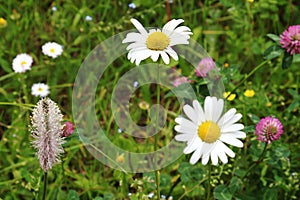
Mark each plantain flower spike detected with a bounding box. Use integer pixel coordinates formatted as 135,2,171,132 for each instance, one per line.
30,98,65,172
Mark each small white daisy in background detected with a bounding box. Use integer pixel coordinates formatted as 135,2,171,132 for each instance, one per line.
128,2,136,9
133,81,139,88
175,96,246,165
51,6,57,11
85,15,92,21
42,42,63,58
122,18,192,65
31,83,50,97
118,128,122,133
12,53,33,73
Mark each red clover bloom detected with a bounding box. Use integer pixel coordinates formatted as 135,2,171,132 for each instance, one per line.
280,25,300,55
254,116,283,143
195,57,216,78
62,121,74,137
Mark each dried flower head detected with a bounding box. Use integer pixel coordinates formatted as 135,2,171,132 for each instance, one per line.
31,98,65,172
280,25,300,55
254,116,283,143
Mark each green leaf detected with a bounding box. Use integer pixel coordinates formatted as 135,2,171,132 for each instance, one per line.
288,101,299,112
263,45,284,60
229,177,243,194
178,162,205,186
0,58,12,73
262,188,277,200
213,185,233,200
293,54,300,63
243,125,255,133
68,190,79,200
247,113,260,124
282,51,293,69
266,34,281,42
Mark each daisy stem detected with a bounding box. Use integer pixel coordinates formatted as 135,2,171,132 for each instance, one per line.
242,142,268,179
19,74,30,105
42,172,47,200
226,60,269,100
206,165,212,200
155,66,161,200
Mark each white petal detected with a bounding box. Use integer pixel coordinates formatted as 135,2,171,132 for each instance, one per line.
201,153,210,165
220,114,242,129
174,133,191,142
219,135,244,148
130,18,148,35
210,149,219,165
162,19,184,33
160,51,170,64
217,108,236,126
204,96,213,121
174,26,192,34
184,137,202,154
223,131,246,139
169,35,190,46
165,47,178,61
183,104,198,124
126,42,145,50
128,49,152,65
190,146,203,165
215,142,228,164
174,125,197,135
218,141,235,158
175,117,198,128
123,32,145,43
212,98,224,122
150,51,160,62
201,142,215,156
221,124,244,133
192,100,206,124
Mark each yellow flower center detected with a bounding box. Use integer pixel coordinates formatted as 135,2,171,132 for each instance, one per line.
146,32,170,51
50,48,55,53
21,61,27,66
38,87,43,92
198,121,220,143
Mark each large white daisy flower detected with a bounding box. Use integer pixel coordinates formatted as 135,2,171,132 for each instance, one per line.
175,96,246,165
31,83,50,97
122,18,192,65
12,53,33,73
42,42,63,58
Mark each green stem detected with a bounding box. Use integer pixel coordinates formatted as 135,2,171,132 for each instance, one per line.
0,72,16,82
226,60,269,100
242,142,268,179
19,74,29,105
155,65,161,200
42,172,47,200
206,165,212,200
0,102,35,109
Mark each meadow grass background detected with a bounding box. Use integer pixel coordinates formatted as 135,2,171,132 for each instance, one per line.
0,0,300,199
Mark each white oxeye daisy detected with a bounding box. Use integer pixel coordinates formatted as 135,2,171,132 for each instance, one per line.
31,83,50,97
42,42,63,58
122,18,192,65
12,53,33,73
175,96,246,165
